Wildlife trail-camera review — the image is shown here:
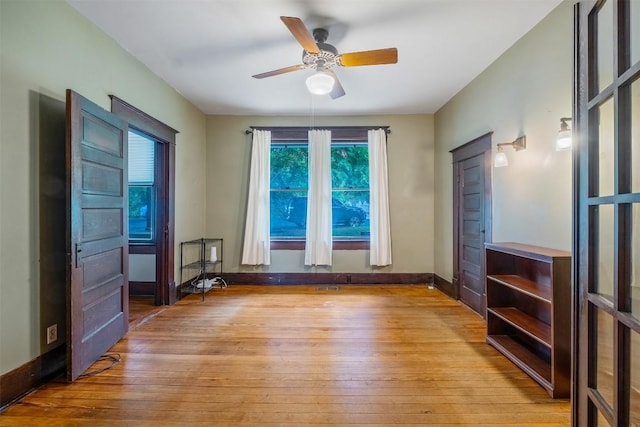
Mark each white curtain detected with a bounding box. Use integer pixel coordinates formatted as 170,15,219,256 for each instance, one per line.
241,130,271,265
368,129,392,266
305,130,333,266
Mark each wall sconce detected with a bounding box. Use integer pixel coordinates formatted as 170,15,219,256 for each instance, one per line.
556,117,572,151
494,136,526,168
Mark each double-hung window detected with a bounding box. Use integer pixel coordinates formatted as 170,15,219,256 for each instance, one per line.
269,136,370,242
270,142,308,240
128,130,156,242
330,143,369,238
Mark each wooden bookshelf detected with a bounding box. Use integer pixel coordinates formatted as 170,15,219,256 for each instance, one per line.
485,242,571,398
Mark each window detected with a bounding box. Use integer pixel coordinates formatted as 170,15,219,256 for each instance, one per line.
128,130,156,242
331,143,369,238
270,141,370,241
270,143,308,240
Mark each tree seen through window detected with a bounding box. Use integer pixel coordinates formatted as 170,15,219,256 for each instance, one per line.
270,142,369,240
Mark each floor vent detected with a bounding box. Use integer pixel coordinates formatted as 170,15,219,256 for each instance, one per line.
316,286,340,291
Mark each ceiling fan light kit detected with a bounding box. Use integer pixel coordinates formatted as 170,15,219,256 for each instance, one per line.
253,16,398,98
306,71,335,95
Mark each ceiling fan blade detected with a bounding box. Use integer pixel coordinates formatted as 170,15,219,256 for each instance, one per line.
280,16,320,54
327,70,345,99
339,48,398,67
252,64,306,79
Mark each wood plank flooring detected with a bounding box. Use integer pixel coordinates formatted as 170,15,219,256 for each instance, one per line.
0,285,570,426
128,296,165,329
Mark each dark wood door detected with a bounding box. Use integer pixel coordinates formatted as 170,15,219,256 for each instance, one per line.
458,154,487,315
66,90,129,381
574,1,640,425
451,133,492,317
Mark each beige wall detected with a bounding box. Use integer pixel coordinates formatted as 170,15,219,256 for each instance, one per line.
0,0,206,375
433,2,574,282
205,114,434,273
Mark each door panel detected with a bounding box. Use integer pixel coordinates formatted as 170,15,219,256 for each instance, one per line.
66,89,128,381
575,1,640,424
82,209,123,240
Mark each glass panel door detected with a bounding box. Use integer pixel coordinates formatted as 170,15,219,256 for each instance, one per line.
576,0,640,425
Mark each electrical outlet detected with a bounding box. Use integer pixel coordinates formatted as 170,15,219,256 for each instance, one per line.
46,324,58,344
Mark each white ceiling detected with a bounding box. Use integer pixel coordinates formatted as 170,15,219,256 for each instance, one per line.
67,0,562,116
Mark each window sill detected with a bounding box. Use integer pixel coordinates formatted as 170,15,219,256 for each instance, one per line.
271,240,370,250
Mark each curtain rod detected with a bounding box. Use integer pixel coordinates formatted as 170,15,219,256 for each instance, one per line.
244,126,390,135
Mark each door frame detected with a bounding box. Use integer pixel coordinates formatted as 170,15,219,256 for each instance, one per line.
451,132,493,303
110,96,177,305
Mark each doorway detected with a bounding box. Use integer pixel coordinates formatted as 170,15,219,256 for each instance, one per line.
451,133,492,316
110,96,177,307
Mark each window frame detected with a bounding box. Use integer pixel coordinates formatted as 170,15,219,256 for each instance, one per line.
262,126,389,250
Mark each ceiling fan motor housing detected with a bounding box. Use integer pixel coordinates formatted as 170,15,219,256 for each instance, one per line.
303,28,338,71
313,28,329,43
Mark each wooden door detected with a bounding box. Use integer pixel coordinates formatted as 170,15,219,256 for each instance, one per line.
574,0,640,424
452,133,492,316
66,90,129,381
458,155,487,314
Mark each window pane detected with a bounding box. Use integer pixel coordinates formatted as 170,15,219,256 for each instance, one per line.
596,0,614,93
129,185,154,240
271,145,308,189
332,191,369,238
597,98,615,196
128,131,155,184
594,308,615,410
270,191,307,239
632,79,640,193
632,203,640,320
632,0,640,66
595,410,610,426
128,131,155,242
596,204,615,301
331,144,369,189
631,330,640,427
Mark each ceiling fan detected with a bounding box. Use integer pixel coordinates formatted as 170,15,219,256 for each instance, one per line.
252,16,398,99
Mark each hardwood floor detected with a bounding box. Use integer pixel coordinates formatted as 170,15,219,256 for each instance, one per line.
128,296,165,329
0,285,570,426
